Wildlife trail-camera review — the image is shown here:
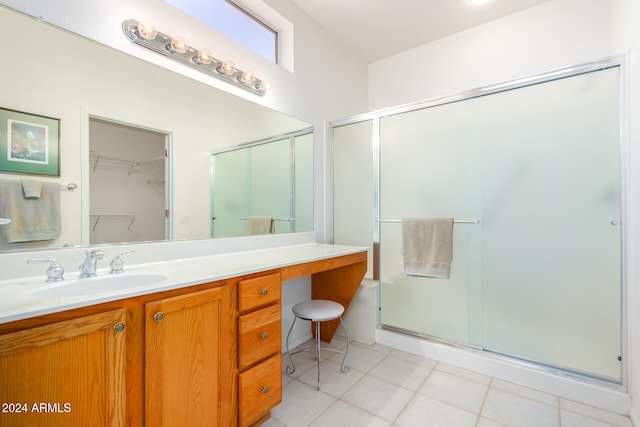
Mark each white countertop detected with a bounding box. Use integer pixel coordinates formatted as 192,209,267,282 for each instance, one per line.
0,242,367,325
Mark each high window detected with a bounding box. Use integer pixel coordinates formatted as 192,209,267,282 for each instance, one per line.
164,0,277,63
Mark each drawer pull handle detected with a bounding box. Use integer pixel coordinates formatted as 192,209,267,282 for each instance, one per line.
113,322,125,334
261,332,269,340
154,312,164,323
260,289,269,296
261,386,269,394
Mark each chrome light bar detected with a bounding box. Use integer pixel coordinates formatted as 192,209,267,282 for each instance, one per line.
122,19,268,96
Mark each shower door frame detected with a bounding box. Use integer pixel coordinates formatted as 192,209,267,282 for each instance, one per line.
329,54,628,386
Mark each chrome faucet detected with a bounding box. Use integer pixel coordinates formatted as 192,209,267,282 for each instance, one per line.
79,249,104,277
110,249,135,274
27,258,65,282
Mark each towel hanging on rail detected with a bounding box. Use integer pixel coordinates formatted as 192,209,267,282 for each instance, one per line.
247,216,274,235
401,217,453,279
0,180,61,242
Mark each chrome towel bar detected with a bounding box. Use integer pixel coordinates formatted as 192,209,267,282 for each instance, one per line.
379,219,479,224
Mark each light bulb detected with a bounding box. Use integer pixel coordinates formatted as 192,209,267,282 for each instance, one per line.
168,36,188,54
137,21,157,40
240,70,256,85
255,80,270,94
194,48,213,65
219,60,235,75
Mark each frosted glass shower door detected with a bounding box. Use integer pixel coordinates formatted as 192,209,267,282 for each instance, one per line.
480,68,621,379
377,67,622,379
379,100,482,346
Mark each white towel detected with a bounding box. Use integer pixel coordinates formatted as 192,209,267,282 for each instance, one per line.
0,180,61,242
401,217,453,278
247,216,274,235
22,179,43,198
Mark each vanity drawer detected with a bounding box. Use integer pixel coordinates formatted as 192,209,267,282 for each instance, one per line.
238,273,280,312
239,304,282,370
239,354,282,427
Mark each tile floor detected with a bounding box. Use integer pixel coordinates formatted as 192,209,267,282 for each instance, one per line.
260,338,633,427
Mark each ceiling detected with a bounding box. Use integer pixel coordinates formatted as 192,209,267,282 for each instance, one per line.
289,0,554,63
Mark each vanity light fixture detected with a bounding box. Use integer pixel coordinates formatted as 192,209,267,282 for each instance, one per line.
122,19,269,96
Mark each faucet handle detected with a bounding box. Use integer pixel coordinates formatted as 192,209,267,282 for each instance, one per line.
27,258,65,282
87,249,104,259
110,249,135,274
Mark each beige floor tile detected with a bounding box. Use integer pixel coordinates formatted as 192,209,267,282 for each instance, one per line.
482,388,560,427
418,370,489,413
307,400,391,427
395,394,478,427
297,359,365,396
368,354,433,390
341,374,415,422
560,399,632,427
270,380,335,426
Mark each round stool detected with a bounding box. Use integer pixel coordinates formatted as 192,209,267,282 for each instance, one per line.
285,299,350,390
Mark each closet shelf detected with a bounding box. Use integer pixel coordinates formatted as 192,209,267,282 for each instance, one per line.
89,153,164,181
90,214,136,232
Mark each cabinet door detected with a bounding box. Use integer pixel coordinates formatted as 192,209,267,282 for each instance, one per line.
145,285,235,427
0,309,126,427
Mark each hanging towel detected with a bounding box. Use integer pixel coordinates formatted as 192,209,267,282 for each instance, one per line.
21,179,43,198
0,180,61,243
401,217,453,278
247,216,274,235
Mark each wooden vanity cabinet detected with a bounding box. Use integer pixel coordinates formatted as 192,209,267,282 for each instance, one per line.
0,309,127,427
0,250,367,427
237,272,282,427
0,280,237,427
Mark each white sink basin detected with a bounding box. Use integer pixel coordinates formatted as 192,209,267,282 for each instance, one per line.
27,272,168,299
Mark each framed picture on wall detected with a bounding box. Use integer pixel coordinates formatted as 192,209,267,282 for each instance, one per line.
0,107,60,176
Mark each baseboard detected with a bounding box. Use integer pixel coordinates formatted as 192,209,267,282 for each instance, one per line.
376,328,631,416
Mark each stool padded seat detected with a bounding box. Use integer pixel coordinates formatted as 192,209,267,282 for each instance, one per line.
292,300,345,322
286,298,350,390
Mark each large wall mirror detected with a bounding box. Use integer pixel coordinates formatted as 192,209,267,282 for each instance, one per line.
0,6,313,253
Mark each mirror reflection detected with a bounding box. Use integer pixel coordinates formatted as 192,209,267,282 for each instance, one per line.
0,6,313,253
210,129,313,238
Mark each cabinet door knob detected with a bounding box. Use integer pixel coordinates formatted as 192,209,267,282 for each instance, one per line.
260,289,269,296
154,312,164,323
113,322,125,333
260,332,269,340
261,386,269,394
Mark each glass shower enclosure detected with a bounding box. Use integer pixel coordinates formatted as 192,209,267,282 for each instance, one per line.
332,59,624,382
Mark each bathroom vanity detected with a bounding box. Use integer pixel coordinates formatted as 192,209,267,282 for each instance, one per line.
0,241,367,426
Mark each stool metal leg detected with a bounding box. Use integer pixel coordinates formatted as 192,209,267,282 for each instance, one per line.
285,313,350,391
338,315,350,374
285,316,297,375
314,320,321,390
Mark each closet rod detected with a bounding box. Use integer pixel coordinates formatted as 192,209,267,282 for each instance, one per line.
379,219,479,224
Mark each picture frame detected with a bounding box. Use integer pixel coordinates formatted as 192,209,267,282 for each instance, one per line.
0,107,60,176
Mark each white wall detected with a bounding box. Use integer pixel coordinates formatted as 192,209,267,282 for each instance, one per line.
369,0,628,110
369,0,640,421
